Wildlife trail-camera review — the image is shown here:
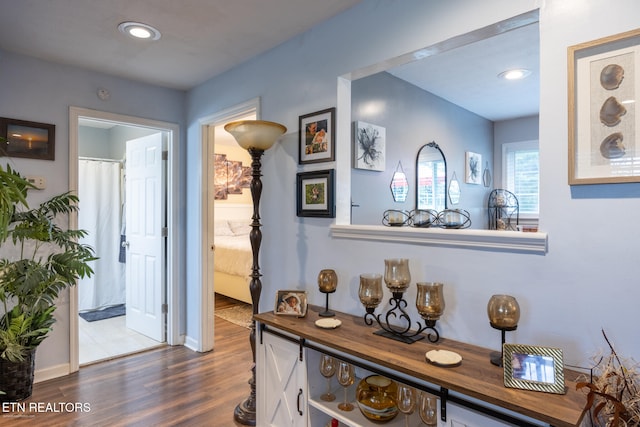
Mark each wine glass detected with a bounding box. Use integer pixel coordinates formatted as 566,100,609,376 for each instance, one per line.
336,361,355,411
319,354,336,401
419,392,437,426
396,384,416,427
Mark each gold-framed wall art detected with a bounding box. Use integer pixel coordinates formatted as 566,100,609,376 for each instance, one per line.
568,28,640,184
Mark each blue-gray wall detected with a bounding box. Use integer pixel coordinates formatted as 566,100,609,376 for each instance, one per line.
0,48,186,369
186,0,640,366
3,0,640,380
351,71,493,227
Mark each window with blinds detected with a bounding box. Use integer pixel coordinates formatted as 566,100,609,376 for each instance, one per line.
502,140,539,217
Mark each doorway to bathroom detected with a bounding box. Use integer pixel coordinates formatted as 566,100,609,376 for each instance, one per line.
69,107,181,369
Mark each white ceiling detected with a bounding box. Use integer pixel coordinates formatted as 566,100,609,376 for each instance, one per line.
0,0,362,90
389,22,539,121
0,1,539,122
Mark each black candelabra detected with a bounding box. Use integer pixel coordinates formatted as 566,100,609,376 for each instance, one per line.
363,292,440,344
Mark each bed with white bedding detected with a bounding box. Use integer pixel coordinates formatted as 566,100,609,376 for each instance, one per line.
214,219,252,304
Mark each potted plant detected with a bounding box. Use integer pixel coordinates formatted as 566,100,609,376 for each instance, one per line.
0,162,95,401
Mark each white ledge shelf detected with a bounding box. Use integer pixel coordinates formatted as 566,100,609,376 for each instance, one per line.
330,224,548,254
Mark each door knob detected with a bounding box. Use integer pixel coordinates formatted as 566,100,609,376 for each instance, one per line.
122,241,130,249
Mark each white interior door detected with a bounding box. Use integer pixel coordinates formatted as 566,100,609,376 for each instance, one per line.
125,132,166,342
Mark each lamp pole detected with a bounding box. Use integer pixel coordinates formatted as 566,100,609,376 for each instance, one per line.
224,120,286,426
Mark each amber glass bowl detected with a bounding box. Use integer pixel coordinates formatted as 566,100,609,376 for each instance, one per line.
356,375,399,422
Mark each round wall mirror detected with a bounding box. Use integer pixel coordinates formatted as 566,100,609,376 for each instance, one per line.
416,142,447,212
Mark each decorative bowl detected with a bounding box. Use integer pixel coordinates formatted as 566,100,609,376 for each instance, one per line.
355,375,399,422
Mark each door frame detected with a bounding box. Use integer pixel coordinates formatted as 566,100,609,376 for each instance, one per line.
199,97,259,352
68,106,181,372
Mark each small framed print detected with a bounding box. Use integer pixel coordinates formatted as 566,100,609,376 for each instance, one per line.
274,290,308,317
354,121,385,171
296,169,335,218
503,343,566,395
465,151,482,184
299,108,335,164
0,117,55,160
568,28,640,184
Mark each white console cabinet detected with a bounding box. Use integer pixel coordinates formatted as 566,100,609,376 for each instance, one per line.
256,306,586,427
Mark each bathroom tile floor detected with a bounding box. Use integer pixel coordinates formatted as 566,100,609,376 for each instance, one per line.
79,315,163,365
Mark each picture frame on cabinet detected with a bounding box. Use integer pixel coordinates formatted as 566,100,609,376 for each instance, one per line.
296,169,335,218
568,28,640,185
503,343,566,395
0,117,55,160
274,290,308,317
354,121,386,171
299,107,335,164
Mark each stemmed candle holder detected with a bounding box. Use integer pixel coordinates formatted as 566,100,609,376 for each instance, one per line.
318,269,338,317
358,259,444,344
487,294,520,366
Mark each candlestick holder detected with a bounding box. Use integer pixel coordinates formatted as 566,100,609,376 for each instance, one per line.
415,282,445,343
359,260,444,344
487,294,520,366
318,269,338,317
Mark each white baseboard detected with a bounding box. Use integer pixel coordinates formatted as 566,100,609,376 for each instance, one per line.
34,363,70,384
183,335,199,352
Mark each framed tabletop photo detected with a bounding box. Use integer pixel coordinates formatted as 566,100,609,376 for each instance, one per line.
274,290,308,317
503,343,566,395
568,28,640,185
299,107,335,164
296,169,335,218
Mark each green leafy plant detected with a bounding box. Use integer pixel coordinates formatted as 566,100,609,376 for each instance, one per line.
1,162,96,363
577,330,640,427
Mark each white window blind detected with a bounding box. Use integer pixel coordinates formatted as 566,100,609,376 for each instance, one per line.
502,140,539,216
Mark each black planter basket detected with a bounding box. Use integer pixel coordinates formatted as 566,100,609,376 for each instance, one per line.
0,349,36,402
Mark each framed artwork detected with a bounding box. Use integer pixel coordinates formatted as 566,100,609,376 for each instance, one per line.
274,290,308,317
568,28,640,184
503,343,566,395
465,151,482,184
299,107,335,164
0,117,55,160
296,169,335,218
354,121,385,171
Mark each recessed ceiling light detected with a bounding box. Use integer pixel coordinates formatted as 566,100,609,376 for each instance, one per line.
118,22,161,41
498,68,531,80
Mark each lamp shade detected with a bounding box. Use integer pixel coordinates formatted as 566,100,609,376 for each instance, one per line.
224,120,287,151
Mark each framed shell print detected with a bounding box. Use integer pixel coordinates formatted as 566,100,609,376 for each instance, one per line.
568,28,640,184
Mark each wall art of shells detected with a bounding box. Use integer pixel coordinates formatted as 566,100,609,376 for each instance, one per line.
590,52,635,164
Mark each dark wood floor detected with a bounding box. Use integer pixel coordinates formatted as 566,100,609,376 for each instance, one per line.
1,294,253,426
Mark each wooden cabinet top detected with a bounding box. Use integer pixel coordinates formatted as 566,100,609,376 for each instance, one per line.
256,305,587,427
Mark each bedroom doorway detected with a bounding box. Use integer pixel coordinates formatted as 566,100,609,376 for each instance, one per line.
69,107,181,371
200,98,258,351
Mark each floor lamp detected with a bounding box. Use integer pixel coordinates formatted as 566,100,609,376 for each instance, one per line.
224,119,287,426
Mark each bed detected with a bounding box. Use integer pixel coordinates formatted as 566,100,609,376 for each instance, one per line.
214,218,252,304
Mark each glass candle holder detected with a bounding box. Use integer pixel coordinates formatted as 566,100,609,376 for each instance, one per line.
318,269,338,317
359,274,383,312
416,282,445,326
487,294,520,366
318,269,338,293
487,294,520,330
383,259,411,293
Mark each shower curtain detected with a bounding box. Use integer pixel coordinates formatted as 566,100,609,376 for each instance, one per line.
78,159,126,311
